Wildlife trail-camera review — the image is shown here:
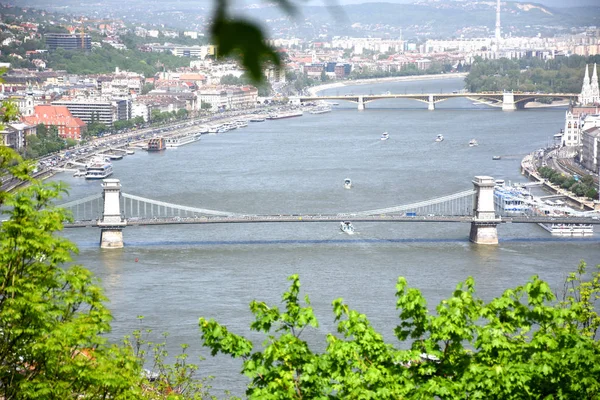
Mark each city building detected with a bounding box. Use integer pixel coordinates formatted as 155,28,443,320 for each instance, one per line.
581,126,600,173
52,98,130,126
0,122,36,150
45,33,91,52
22,105,85,140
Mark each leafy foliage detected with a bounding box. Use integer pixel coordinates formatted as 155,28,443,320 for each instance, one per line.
199,269,600,399
465,55,600,93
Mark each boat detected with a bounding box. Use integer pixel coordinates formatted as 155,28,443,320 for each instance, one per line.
266,110,304,120
126,149,135,155
493,181,533,215
235,120,248,128
340,221,355,235
435,134,444,142
249,116,266,122
164,133,201,148
329,102,340,106
310,106,332,115
84,156,113,180
380,132,389,141
147,137,166,151
539,223,593,236
344,178,352,189
492,156,501,160
73,169,86,177
469,139,478,147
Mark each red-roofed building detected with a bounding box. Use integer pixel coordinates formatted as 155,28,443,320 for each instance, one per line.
22,105,86,140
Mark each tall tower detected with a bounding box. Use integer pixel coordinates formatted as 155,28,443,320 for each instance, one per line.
495,0,501,42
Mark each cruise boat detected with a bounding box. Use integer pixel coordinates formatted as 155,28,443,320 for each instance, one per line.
164,133,201,147
340,221,355,235
344,178,352,189
309,106,332,115
539,223,593,236
435,134,444,142
267,110,304,120
147,137,166,151
380,132,389,141
235,120,249,128
249,116,266,122
494,182,533,215
469,139,478,147
85,156,113,180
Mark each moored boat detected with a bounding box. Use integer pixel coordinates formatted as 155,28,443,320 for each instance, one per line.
164,133,201,148
147,137,166,151
267,110,304,120
85,156,113,179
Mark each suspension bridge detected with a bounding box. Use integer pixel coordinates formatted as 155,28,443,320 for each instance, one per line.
293,92,577,111
55,177,600,249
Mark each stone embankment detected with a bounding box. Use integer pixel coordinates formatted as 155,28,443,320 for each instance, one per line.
520,151,597,211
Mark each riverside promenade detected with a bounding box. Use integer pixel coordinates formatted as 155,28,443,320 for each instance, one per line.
520,151,598,211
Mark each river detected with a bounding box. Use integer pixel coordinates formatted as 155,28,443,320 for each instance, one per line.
52,77,600,398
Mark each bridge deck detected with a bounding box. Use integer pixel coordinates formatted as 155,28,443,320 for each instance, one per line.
64,214,600,228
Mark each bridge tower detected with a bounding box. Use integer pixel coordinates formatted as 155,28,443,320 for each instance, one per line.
502,92,516,111
98,178,127,248
428,94,435,111
470,176,501,245
357,95,365,111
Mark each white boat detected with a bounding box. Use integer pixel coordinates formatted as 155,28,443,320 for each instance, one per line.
340,221,355,235
126,149,135,155
235,120,249,128
85,156,113,180
435,134,444,142
267,110,304,120
494,181,533,215
539,223,593,236
73,169,86,177
164,133,201,148
380,132,389,141
310,106,332,115
249,116,266,122
344,178,352,189
469,139,478,147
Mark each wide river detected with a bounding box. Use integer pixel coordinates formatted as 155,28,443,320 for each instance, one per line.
53,77,600,397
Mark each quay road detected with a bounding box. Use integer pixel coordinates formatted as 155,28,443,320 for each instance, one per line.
63,214,600,228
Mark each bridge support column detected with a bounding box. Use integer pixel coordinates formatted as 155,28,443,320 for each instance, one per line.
357,95,365,111
502,92,516,111
98,178,127,249
470,176,501,245
428,94,435,111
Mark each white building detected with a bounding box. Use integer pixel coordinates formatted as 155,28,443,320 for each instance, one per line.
579,64,600,105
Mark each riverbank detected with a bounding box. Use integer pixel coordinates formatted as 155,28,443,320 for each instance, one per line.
308,72,468,95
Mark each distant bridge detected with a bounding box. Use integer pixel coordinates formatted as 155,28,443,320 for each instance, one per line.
293,92,577,111
57,178,599,249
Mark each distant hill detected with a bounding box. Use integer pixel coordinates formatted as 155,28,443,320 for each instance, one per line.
7,0,599,40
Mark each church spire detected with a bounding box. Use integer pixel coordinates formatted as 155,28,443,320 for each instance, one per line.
579,64,593,105
591,63,600,104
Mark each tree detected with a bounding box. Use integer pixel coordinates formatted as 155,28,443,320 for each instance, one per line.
199,266,600,399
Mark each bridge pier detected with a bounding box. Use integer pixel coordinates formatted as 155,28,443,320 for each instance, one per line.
98,178,127,249
428,94,435,111
502,92,516,111
470,176,501,245
357,95,365,111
